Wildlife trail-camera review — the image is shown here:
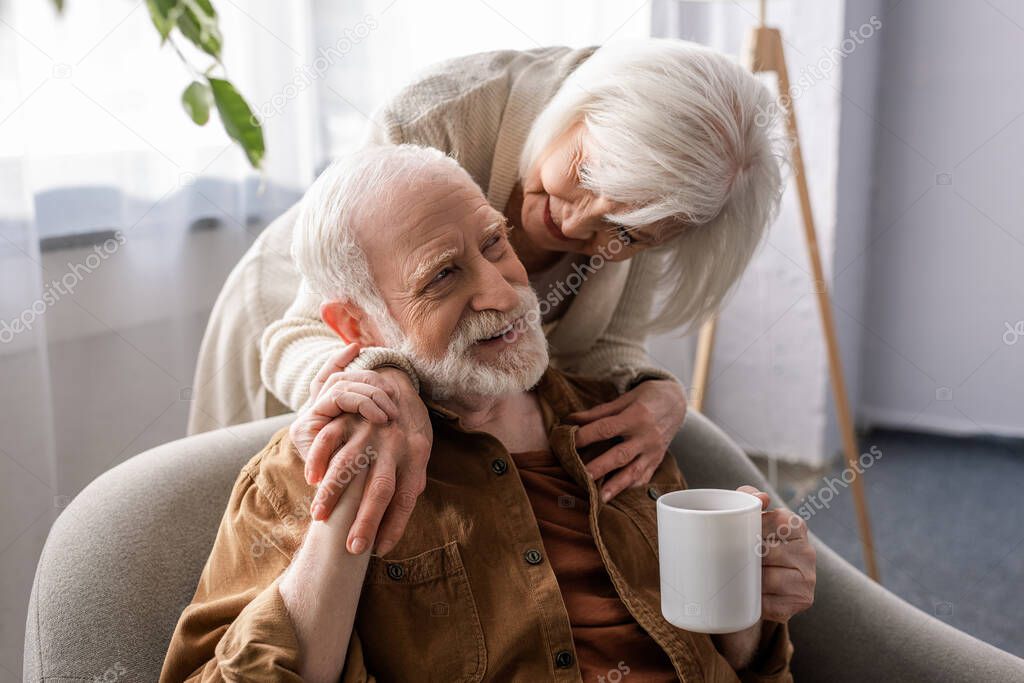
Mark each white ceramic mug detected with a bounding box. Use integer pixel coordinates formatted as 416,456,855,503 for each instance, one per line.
656,488,762,634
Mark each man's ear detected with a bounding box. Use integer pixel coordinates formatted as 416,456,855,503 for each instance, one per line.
321,300,369,345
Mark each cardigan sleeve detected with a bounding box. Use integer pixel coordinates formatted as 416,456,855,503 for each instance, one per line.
562,250,681,394
259,280,422,412
260,281,346,412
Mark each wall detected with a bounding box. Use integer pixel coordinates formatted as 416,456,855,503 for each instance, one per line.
858,0,1024,437
823,0,885,458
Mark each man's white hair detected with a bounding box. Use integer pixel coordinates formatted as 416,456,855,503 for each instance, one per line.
291,143,469,321
520,38,789,334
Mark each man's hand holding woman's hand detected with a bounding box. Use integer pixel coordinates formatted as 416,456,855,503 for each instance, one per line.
288,345,432,557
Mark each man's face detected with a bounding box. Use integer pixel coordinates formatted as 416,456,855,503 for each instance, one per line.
356,169,548,399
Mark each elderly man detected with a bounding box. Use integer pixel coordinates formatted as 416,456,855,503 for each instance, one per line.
160,144,814,683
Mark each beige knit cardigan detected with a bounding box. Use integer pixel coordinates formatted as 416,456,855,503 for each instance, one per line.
187,45,677,435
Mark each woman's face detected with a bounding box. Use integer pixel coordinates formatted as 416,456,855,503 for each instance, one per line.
518,121,665,261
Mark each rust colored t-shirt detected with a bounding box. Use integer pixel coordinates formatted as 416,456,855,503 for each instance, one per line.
511,448,678,682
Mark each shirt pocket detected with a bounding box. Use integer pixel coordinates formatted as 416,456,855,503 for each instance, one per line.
358,540,486,683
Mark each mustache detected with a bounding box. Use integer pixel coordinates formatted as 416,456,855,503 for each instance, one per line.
450,287,539,352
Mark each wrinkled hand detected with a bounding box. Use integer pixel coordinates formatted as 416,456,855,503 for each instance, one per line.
288,344,396,465
713,486,816,669
567,379,687,502
288,345,433,556
739,486,817,623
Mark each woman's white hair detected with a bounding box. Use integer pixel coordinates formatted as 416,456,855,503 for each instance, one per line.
291,143,469,322
520,38,790,334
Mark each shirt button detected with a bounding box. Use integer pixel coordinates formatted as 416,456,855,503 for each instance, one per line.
647,486,660,500
554,649,574,668
386,563,404,580
491,458,508,475
524,548,543,565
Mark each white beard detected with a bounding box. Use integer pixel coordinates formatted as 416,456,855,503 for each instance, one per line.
379,286,549,401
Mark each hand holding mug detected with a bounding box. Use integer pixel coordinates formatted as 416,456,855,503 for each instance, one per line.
657,486,815,634
739,485,816,625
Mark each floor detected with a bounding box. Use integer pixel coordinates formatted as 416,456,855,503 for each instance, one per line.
752,428,1024,659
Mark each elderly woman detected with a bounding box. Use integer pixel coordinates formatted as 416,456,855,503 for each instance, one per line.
188,39,786,557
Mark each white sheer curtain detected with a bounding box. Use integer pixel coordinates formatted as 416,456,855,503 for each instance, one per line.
651,0,752,50
311,0,653,157
0,2,322,491
0,1,320,675
1,0,320,241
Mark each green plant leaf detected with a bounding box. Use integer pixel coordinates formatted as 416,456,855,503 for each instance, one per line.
209,77,264,168
54,1,269,166
146,0,178,41
182,81,213,125
176,0,222,59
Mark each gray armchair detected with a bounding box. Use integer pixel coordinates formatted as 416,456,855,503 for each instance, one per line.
24,411,1024,682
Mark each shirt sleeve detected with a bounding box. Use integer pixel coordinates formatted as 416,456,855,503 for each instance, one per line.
566,251,681,393
159,466,376,682
736,620,795,683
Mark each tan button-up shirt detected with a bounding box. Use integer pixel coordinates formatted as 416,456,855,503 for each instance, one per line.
161,368,794,682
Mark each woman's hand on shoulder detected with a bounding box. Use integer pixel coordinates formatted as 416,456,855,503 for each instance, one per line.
567,378,687,502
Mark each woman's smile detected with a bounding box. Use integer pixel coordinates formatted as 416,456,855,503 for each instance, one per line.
543,195,569,242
